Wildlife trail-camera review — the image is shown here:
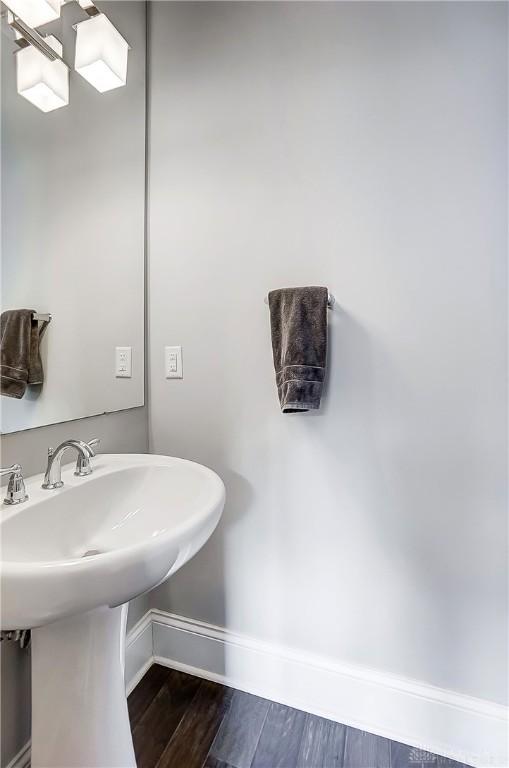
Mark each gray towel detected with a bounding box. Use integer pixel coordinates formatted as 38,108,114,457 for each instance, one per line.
0,309,47,399
268,286,328,413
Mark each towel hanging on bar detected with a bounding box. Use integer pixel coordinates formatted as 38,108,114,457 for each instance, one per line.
268,286,329,412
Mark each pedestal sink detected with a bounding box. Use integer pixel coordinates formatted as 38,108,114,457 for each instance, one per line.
0,454,225,768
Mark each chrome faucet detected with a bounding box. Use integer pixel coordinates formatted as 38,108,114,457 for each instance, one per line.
42,440,95,490
74,438,100,477
0,464,28,505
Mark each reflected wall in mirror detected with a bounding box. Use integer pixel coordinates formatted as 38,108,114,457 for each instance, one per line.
1,0,145,434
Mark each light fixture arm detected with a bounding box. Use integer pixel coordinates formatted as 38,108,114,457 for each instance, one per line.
3,0,102,64
76,0,100,19
6,10,65,62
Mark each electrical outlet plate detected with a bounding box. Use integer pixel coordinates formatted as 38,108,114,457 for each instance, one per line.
165,346,183,379
115,346,132,378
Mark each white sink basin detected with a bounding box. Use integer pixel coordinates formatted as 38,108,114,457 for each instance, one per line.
1,454,225,629
0,453,225,768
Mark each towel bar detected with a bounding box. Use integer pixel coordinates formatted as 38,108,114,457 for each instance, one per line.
264,293,335,309
32,312,52,322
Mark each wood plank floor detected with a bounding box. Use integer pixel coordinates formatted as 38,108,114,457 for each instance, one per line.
128,665,472,768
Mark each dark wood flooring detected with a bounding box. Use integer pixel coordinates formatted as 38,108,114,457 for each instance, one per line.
128,664,472,768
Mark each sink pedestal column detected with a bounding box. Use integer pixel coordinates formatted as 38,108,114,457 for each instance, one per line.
31,604,136,768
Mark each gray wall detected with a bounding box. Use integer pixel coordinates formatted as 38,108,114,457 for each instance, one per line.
0,643,30,768
2,3,507,765
148,0,508,706
0,407,149,767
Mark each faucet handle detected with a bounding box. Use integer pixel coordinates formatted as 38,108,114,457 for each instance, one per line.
0,463,20,476
0,464,28,505
74,438,100,477
87,438,100,456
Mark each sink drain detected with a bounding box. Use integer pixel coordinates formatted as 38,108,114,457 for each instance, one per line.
81,549,102,558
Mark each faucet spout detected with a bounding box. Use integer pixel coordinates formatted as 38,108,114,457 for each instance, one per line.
42,440,94,490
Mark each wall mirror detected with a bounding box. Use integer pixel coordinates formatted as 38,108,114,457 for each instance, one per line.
0,0,145,434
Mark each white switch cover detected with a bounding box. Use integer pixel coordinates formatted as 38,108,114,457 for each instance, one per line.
115,347,132,378
165,346,183,379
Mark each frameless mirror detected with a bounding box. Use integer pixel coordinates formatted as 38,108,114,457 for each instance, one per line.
0,0,145,434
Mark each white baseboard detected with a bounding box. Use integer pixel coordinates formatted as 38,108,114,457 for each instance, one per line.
126,608,508,768
8,609,507,768
125,610,153,696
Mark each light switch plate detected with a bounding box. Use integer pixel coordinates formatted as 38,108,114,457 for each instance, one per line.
165,346,183,379
115,347,132,378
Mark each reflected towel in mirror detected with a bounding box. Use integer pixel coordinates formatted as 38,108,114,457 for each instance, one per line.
0,309,49,399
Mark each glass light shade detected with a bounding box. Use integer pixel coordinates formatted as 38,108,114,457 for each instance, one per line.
16,36,69,113
4,0,60,28
74,14,129,93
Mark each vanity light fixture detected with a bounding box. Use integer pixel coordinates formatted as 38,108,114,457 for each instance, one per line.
16,34,69,112
4,0,130,112
3,0,60,30
74,13,129,93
